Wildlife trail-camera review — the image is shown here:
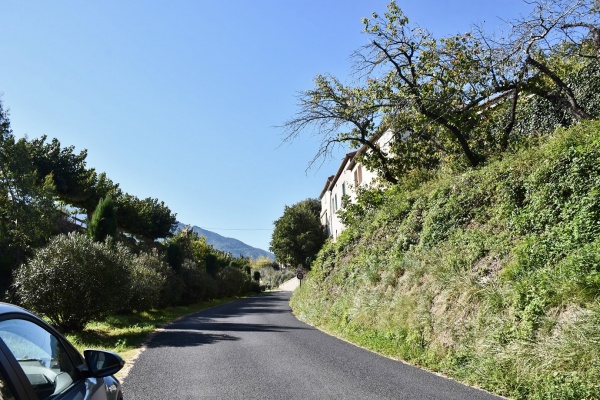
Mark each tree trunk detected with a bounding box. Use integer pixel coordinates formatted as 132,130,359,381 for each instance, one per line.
526,56,592,120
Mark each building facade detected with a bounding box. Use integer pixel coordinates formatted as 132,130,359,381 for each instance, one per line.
319,131,392,241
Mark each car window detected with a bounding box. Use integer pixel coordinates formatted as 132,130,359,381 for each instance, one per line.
0,366,16,400
0,319,78,399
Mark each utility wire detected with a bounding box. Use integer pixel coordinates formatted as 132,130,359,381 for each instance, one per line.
200,227,271,231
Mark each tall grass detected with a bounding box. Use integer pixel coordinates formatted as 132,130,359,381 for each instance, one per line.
291,121,600,399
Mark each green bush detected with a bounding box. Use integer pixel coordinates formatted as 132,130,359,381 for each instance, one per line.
178,259,218,304
88,196,117,242
13,233,131,331
123,252,168,312
158,268,185,308
217,266,249,297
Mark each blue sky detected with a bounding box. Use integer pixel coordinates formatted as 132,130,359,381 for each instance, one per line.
0,1,531,252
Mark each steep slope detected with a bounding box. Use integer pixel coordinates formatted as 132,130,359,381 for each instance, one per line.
291,121,600,399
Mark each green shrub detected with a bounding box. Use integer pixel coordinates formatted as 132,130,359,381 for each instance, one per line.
13,233,131,331
88,196,117,242
158,268,185,308
217,266,248,297
177,259,218,305
123,252,168,312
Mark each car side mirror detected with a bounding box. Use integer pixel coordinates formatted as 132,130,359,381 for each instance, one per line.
83,350,125,378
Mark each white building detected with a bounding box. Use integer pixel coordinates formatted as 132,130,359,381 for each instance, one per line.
319,131,393,241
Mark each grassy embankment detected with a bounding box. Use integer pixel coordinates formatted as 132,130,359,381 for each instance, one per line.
291,121,600,399
63,298,232,378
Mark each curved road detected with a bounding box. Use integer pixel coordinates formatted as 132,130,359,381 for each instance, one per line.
122,291,501,399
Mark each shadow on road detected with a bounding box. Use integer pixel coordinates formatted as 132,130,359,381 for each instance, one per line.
144,292,308,349
206,292,293,320
168,320,308,333
146,329,239,348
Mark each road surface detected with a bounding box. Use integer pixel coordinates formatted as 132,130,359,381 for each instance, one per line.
122,291,501,399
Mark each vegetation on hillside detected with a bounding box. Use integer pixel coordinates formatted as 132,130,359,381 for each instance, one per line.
287,1,600,398
291,120,600,398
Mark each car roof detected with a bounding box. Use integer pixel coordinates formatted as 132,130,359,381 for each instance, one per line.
0,302,36,318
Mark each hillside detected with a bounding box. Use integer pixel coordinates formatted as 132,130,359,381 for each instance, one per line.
176,223,275,260
291,121,600,399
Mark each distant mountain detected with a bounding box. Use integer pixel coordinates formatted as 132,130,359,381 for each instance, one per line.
176,223,275,261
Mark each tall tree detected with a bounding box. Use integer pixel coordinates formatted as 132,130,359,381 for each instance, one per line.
0,102,59,292
81,171,122,220
357,1,523,168
26,135,92,207
116,194,177,243
282,75,399,184
88,195,117,242
282,1,522,181
498,0,600,121
270,198,326,270
283,0,600,182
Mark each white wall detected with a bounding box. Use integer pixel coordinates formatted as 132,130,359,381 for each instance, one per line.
328,159,353,241
319,130,393,241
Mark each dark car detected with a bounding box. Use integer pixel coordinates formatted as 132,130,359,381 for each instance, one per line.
0,302,124,400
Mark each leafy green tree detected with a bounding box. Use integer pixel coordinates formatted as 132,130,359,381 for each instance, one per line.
0,102,60,294
80,171,122,221
282,4,514,181
166,226,196,271
116,194,177,243
166,241,184,271
26,135,92,207
205,253,220,276
88,195,117,242
358,2,525,168
270,198,326,270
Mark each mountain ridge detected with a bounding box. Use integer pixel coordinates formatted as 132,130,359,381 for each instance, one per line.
176,222,274,260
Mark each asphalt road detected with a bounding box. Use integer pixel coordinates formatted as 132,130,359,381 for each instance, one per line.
122,291,501,399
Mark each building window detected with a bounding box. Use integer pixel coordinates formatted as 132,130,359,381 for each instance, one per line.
354,165,363,186
334,194,338,211
342,182,346,196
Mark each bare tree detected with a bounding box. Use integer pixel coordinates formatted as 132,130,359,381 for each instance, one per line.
354,2,523,167
281,0,600,184
504,0,599,120
281,74,399,184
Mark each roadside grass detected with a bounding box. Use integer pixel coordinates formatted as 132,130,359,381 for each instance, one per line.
63,298,233,361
